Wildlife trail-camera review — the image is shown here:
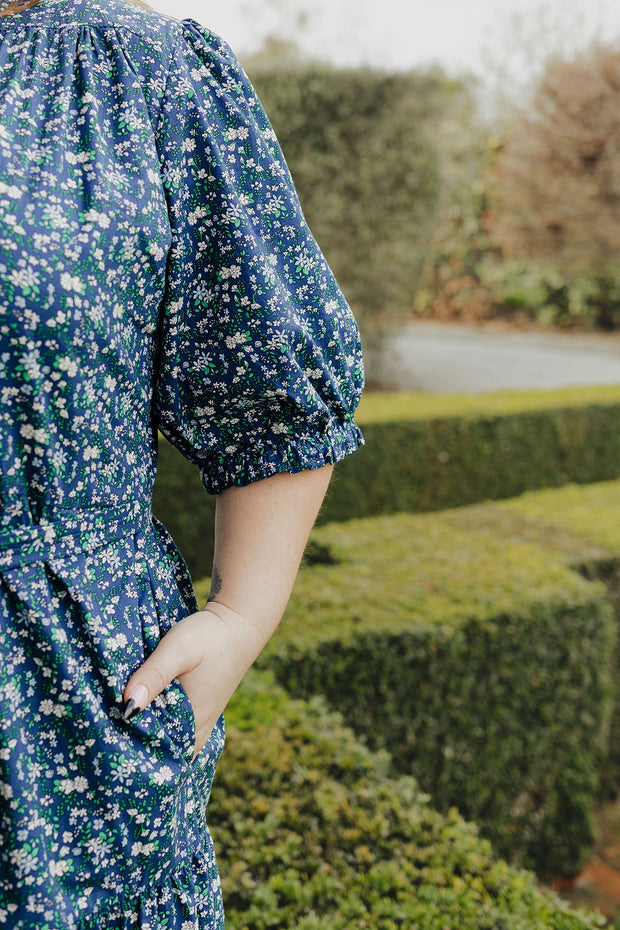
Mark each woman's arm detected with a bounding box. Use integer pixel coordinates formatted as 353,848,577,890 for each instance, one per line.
123,464,333,756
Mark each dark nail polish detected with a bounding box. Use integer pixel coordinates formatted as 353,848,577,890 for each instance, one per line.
122,698,140,722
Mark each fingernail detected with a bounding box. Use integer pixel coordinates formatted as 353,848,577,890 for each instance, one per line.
122,683,148,722
122,699,140,722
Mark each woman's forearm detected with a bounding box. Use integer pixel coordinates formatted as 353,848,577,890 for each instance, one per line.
206,464,334,636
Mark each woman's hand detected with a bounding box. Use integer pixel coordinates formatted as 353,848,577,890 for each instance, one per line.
123,465,334,760
123,601,268,759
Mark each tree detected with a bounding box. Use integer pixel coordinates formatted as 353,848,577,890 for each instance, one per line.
491,43,620,281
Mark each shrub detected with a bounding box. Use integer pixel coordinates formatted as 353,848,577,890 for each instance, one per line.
400,478,620,799
208,669,604,929
196,511,615,879
490,480,620,799
245,65,451,333
477,261,620,330
418,146,620,330
153,386,620,580
323,387,620,523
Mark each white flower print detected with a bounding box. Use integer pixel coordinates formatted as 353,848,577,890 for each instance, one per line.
59,272,85,294
8,266,39,290
20,423,48,444
57,356,78,377
271,422,289,435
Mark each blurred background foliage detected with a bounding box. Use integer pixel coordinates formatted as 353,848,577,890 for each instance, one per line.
246,61,452,347
241,31,620,348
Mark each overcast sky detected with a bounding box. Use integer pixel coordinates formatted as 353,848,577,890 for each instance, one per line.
149,0,620,80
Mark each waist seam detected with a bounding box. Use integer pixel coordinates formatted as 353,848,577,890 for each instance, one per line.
0,499,152,570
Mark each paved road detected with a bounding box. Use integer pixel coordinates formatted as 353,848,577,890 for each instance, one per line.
370,322,620,393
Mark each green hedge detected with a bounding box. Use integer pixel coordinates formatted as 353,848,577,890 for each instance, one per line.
153,386,620,580
322,386,620,523
246,65,449,330
499,482,620,801
196,512,615,879
356,385,620,421
208,670,604,929
440,479,620,800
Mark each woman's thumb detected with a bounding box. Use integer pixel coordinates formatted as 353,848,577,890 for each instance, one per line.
121,620,198,721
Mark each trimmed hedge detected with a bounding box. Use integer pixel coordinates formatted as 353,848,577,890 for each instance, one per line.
195,512,615,879
323,386,620,523
440,479,620,799
498,482,620,801
356,385,620,422
153,386,620,580
246,66,446,329
208,669,604,929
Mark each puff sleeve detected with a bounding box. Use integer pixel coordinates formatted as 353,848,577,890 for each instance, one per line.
152,21,365,494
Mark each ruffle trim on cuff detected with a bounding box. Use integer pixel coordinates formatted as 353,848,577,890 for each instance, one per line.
75,853,224,930
199,418,365,495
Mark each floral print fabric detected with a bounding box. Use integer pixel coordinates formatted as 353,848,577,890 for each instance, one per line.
0,0,364,927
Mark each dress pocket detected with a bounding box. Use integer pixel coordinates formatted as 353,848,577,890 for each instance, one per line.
153,676,197,766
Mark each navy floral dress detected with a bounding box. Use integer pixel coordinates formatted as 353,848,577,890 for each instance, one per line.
0,0,364,926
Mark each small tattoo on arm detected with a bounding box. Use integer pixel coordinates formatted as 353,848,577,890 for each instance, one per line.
207,564,223,602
